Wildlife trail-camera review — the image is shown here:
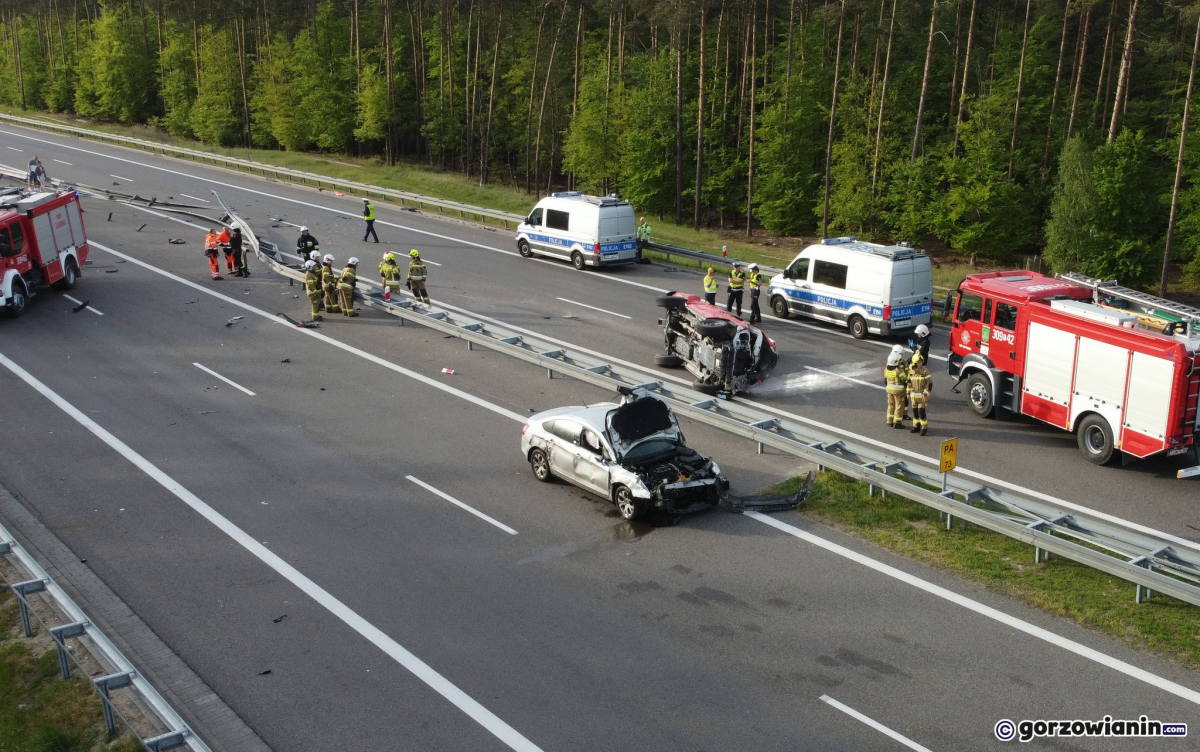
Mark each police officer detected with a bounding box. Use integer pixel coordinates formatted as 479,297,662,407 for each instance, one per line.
747,262,764,324
339,257,360,316
636,216,651,261
379,252,402,300
727,261,746,316
884,346,909,428
229,223,248,277
304,260,323,321
362,198,379,243
321,254,341,314
297,226,319,263
908,324,931,364
908,352,933,436
703,267,718,304
408,249,430,304
203,228,222,280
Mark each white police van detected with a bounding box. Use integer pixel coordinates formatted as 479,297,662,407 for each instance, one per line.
768,237,933,339
516,192,638,270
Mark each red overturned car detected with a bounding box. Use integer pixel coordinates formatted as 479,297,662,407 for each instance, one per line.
654,292,779,397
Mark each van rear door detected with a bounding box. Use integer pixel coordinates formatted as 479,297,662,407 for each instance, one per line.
888,256,933,328
598,205,637,262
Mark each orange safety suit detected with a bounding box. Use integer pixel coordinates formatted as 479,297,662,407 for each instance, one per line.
217,228,234,272
204,231,221,279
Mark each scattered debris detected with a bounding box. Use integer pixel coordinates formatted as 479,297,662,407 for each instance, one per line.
272,615,287,623
70,300,89,313
441,368,456,375
271,224,282,228
244,289,251,294
281,358,291,363
199,410,218,415
80,559,87,563
320,387,325,391
277,313,318,328
107,212,113,221
168,238,187,244
112,182,119,186
104,269,118,273
561,315,578,319
136,223,146,232
542,316,551,319
257,670,272,676
225,316,245,327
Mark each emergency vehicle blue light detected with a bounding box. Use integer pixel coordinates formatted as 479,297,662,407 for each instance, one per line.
552,191,583,197
821,236,857,245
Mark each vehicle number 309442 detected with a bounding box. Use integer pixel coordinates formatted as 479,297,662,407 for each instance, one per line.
991,329,1015,345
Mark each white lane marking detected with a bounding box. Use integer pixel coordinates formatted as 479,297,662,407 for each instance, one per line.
110,174,133,182
555,297,632,319
804,365,884,391
192,362,256,396
6,146,21,151
820,696,934,752
84,237,1200,706
0,351,546,752
62,294,104,316
406,476,518,535
180,193,210,203
748,511,1200,706
128,203,209,231
44,127,1191,548
88,241,526,423
54,159,72,166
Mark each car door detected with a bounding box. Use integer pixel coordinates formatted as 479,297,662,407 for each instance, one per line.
546,419,583,482
574,428,612,495
784,257,813,315
990,299,1022,374
526,207,547,253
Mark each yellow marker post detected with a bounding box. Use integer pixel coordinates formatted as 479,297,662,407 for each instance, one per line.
940,438,958,491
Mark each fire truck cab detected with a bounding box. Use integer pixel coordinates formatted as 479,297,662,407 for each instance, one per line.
0,188,89,318
947,271,1200,474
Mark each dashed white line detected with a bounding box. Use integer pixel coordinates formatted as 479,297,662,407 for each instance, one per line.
54,159,72,166
192,362,256,396
820,696,934,752
110,174,133,182
180,193,210,203
555,297,632,319
61,294,104,316
405,476,518,535
6,146,21,151
804,366,884,390
0,350,545,752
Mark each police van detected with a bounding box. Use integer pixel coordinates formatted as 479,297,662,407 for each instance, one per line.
515,192,638,270
768,237,933,339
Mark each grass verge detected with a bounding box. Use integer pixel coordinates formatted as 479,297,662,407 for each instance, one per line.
770,471,1200,670
0,587,142,752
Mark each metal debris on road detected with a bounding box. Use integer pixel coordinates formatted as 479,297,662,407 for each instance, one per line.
199,410,218,415
281,358,291,363
272,615,287,623
257,670,271,676
70,300,89,313
225,316,245,327
168,238,186,244
104,269,118,273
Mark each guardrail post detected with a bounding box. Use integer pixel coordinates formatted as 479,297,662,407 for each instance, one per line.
94,672,134,736
49,622,87,679
12,580,46,637
144,731,187,751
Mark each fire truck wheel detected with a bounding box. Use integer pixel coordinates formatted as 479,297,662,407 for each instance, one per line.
6,280,27,318
53,261,79,291
1077,414,1117,466
848,314,868,339
966,373,995,418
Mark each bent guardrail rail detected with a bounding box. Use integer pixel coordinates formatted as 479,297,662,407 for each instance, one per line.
212,190,1200,608
0,521,211,752
644,240,784,276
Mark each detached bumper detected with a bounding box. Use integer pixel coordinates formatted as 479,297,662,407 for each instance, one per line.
718,472,814,514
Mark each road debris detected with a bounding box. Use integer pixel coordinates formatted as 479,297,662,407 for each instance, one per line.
277,313,318,328
441,368,456,375
199,410,218,415
281,358,291,363
70,300,90,313
225,316,245,327
168,238,187,244
272,615,287,623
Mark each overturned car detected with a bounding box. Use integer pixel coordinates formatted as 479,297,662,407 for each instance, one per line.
520,390,811,521
654,293,779,397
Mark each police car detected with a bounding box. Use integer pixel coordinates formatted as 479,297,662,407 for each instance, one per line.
515,192,638,270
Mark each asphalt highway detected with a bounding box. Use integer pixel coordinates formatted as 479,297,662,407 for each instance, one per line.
1,124,1199,751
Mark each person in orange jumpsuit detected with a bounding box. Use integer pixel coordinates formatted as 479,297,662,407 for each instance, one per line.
217,226,235,274
204,229,222,280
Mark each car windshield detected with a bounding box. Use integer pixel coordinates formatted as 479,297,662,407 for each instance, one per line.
621,438,679,463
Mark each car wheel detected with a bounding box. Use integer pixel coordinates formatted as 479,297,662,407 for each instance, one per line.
6,280,27,318
529,448,553,482
848,314,867,339
53,261,79,291
1077,414,1117,466
571,251,586,270
613,485,647,521
966,373,994,418
771,296,790,319
518,240,533,258
654,354,682,367
696,318,736,341
655,295,686,309
692,380,720,395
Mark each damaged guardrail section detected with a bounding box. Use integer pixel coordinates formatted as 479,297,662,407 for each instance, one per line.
212,191,1200,609
0,520,211,752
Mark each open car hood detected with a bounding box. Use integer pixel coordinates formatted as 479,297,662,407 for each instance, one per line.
606,395,682,456
718,472,814,514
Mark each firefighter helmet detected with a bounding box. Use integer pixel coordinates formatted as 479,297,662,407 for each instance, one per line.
309,250,320,262
304,260,316,270
348,257,359,266
915,324,930,337
409,249,420,258
384,252,395,262
300,226,309,232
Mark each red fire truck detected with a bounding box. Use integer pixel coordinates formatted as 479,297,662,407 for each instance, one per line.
0,188,89,318
946,271,1200,476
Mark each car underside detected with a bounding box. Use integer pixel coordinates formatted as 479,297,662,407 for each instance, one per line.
654,293,778,396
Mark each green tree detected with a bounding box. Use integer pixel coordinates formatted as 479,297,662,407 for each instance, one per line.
74,4,155,124
158,21,196,138
190,27,243,146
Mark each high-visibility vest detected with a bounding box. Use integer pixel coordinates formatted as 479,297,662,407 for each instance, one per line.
363,203,376,221
703,275,718,294
217,229,231,246
338,266,357,290
748,272,763,289
304,270,322,295
884,364,908,394
408,260,427,282
322,265,337,291
729,270,746,290
380,261,402,287
204,233,218,251
637,222,651,241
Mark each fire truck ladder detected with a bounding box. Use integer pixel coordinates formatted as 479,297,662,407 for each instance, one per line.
1058,271,1200,336
204,193,1200,607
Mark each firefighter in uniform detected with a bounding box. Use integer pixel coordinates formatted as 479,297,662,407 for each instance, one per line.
408,249,430,304
908,323,931,364
362,198,379,242
229,223,248,277
379,252,402,300
203,229,222,280
217,226,235,274
884,347,909,428
304,260,323,321
747,263,764,324
321,254,341,314
296,226,319,262
339,257,360,316
703,268,718,304
908,352,932,435
727,261,746,316
636,217,651,261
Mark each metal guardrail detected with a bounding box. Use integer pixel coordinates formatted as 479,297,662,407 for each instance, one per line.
213,192,1200,609
0,112,527,229
0,521,211,752
645,240,784,276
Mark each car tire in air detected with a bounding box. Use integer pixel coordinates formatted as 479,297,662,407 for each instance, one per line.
571,251,586,270
654,354,682,367
655,295,686,309
529,448,553,482
966,373,995,418
613,485,647,521
696,318,736,341
848,314,868,339
1077,414,1117,466
771,296,790,319
518,240,533,258
691,380,721,395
